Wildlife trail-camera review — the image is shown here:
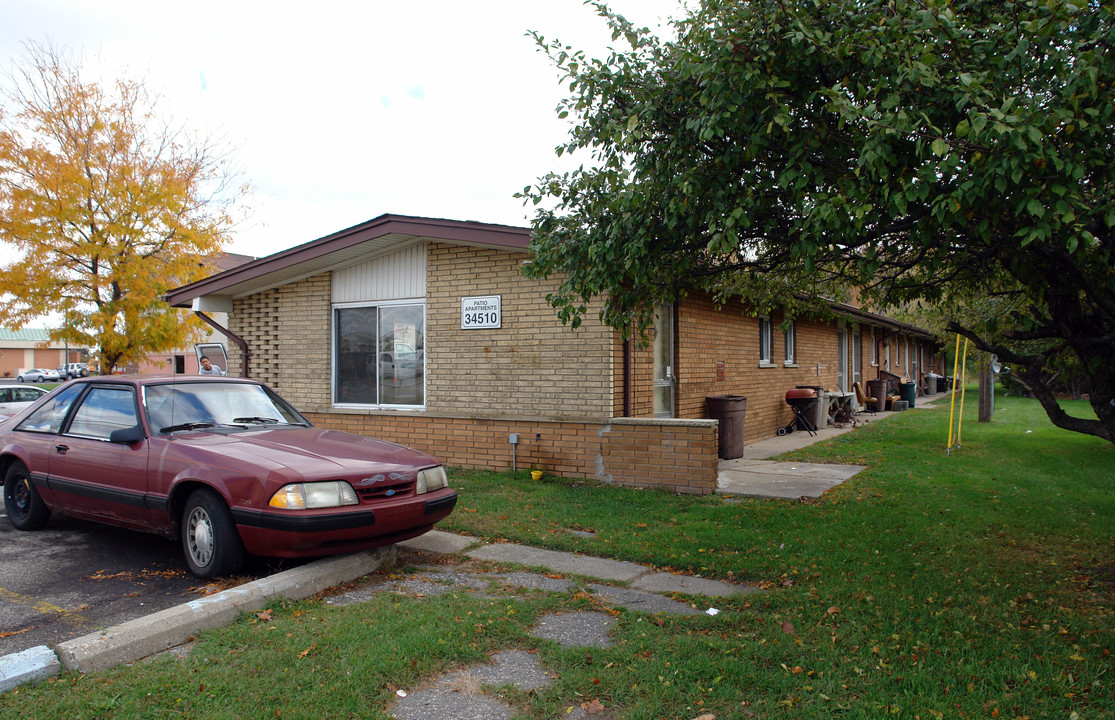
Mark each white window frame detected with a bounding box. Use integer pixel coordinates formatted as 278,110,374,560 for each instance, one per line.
332,299,426,410
870,326,877,366
783,320,796,366
759,316,773,366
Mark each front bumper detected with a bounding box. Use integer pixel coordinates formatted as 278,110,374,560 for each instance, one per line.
231,488,457,557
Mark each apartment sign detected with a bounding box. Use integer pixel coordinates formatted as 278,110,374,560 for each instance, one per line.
461,295,502,329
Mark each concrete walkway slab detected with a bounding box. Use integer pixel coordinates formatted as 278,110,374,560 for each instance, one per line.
630,572,761,597
467,543,646,582
399,529,478,554
718,459,866,499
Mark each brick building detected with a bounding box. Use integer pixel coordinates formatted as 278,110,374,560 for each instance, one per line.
166,215,942,495
0,328,89,379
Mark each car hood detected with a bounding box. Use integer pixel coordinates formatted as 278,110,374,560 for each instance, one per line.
161,426,441,480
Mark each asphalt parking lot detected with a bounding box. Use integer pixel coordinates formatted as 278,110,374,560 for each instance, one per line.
0,512,292,659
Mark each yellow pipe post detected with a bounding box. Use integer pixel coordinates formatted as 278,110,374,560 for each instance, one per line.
947,334,962,454
957,339,970,447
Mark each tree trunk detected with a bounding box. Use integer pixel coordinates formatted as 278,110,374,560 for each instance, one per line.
978,366,993,423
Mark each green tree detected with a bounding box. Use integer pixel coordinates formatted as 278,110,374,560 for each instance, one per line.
522,0,1115,443
0,44,244,373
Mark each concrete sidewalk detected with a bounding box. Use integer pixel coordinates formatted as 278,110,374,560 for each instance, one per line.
717,390,953,498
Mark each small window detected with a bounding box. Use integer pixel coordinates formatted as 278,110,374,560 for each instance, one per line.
759,316,772,365
870,327,877,365
783,321,796,365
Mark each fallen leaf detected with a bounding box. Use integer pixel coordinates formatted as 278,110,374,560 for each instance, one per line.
782,621,795,634
581,698,605,714
256,609,273,622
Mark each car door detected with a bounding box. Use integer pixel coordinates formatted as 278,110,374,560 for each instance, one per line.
48,384,153,529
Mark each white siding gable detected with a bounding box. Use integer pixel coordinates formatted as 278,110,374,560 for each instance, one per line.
332,243,426,303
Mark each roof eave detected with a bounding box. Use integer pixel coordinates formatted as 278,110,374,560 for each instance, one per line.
166,213,531,308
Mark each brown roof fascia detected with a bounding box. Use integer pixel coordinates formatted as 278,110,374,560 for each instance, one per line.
830,301,938,343
166,214,532,308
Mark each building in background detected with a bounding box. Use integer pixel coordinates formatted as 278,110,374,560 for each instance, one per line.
0,328,90,379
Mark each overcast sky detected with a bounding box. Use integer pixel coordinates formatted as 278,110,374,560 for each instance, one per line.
3,0,685,259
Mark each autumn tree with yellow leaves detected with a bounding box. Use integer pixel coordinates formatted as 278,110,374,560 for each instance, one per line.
0,44,244,373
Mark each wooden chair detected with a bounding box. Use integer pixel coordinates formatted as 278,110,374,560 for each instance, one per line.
853,381,877,415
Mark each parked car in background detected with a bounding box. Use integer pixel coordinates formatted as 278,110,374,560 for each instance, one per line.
0,375,457,578
0,384,48,415
56,363,90,380
15,368,60,383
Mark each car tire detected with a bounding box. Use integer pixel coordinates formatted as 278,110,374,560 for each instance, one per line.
35,376,43,383
181,488,246,579
4,461,52,531
16,377,23,383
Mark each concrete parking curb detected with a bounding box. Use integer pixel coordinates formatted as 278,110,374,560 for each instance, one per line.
54,546,396,674
0,645,61,694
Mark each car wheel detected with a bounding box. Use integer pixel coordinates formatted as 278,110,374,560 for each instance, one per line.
181,488,245,579
35,376,43,383
16,377,23,383
4,461,52,530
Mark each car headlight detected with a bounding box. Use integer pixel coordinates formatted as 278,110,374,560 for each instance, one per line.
416,466,448,494
269,481,359,509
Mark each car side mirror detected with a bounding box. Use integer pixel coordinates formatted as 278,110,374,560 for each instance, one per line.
109,425,146,444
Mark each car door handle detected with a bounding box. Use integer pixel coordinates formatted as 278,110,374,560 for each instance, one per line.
54,444,69,454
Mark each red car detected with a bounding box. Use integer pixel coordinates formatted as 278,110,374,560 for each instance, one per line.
0,376,456,578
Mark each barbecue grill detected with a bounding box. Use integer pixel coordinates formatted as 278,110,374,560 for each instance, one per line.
778,387,818,436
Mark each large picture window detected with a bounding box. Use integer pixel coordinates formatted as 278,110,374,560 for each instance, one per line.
334,303,424,407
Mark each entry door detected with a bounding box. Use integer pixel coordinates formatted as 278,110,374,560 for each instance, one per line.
653,304,675,417
837,321,848,393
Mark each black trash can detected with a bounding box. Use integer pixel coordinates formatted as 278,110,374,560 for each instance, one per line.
899,381,916,408
937,375,947,393
867,379,888,413
707,395,747,460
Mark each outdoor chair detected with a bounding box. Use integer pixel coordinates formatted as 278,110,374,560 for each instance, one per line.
853,381,877,415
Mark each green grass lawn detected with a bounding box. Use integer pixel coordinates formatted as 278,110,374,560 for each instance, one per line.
1,392,1111,718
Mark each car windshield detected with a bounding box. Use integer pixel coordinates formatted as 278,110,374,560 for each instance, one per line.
144,382,309,433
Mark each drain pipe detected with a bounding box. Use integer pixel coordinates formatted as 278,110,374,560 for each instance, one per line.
623,336,632,417
194,311,251,378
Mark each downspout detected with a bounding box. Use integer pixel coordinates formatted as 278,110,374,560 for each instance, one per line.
194,311,251,378
623,335,632,417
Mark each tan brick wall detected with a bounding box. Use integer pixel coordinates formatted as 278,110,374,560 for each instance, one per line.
305,411,719,495
228,274,331,410
278,275,332,411
425,243,614,420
